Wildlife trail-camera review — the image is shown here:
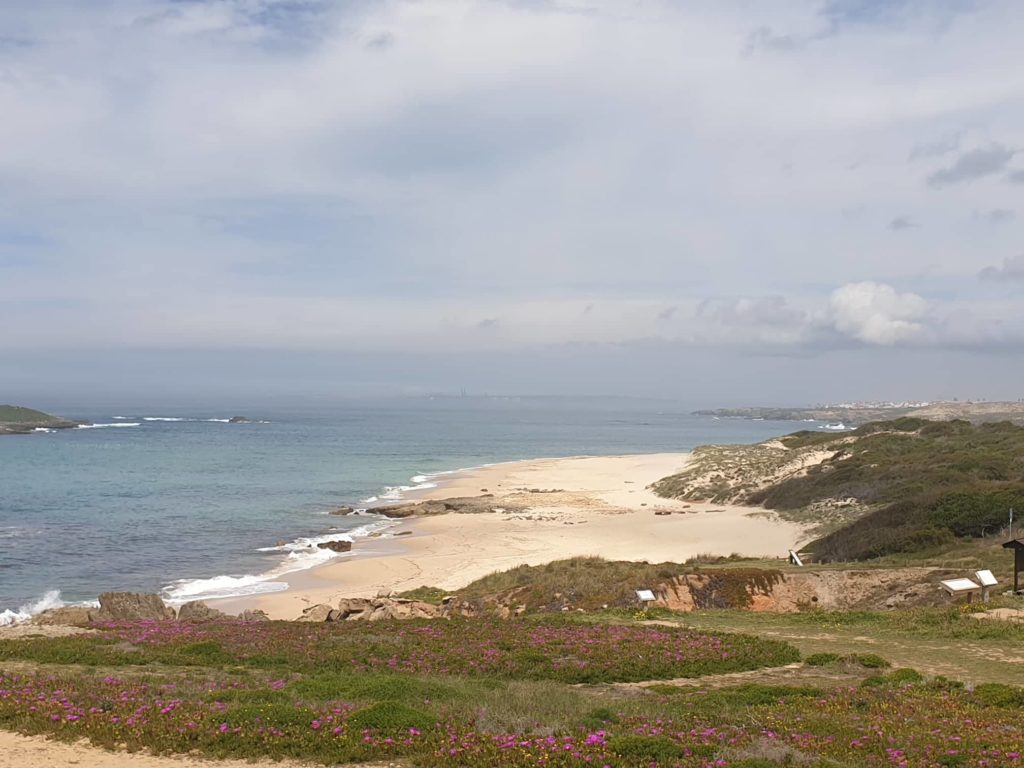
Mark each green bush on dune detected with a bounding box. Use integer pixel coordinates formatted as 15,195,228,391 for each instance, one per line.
660,417,1024,561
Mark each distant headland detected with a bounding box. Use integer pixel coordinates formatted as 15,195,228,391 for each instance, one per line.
694,399,1024,426
0,405,87,435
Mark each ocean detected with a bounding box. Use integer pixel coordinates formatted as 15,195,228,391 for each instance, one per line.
0,397,802,622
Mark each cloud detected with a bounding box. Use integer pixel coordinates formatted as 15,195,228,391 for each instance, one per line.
1008,170,1024,184
1,0,1024,388
979,255,1024,281
909,132,962,161
744,26,801,54
822,0,980,33
697,296,806,328
828,282,928,345
888,216,916,231
927,143,1017,188
976,208,1014,224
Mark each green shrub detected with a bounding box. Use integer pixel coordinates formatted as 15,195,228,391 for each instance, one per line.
221,703,316,729
972,683,1024,708
346,701,437,732
860,676,888,688
887,668,924,685
608,735,686,761
850,653,890,669
924,676,965,692
585,706,619,724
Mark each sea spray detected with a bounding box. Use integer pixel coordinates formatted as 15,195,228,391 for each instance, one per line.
0,590,64,626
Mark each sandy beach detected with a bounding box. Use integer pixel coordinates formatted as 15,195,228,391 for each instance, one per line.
213,453,808,620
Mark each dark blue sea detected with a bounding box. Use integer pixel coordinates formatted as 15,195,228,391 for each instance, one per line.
0,398,802,622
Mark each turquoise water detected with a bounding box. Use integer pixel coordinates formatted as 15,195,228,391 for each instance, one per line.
0,398,798,619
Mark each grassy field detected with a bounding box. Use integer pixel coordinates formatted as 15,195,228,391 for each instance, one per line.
663,605,1024,687
2,613,1024,767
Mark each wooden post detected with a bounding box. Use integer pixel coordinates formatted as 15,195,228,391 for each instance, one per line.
1002,539,1024,595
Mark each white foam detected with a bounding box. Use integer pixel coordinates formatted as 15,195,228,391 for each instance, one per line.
77,422,141,429
162,519,397,604
205,418,231,423
142,417,187,422
821,422,851,431
32,427,54,433
112,416,131,420
0,590,64,626
377,481,438,501
162,575,289,603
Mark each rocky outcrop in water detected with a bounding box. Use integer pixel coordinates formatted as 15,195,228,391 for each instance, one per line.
317,539,353,553
366,495,525,518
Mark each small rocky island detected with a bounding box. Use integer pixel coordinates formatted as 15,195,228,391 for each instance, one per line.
0,405,87,435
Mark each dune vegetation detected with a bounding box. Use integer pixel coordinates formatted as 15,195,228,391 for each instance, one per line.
653,418,1024,561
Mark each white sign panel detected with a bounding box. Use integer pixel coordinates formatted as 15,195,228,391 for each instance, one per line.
635,589,656,602
940,578,980,593
975,570,998,587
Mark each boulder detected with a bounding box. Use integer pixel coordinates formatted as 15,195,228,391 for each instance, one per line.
238,609,270,622
227,416,252,424
317,539,353,553
330,597,441,622
329,506,354,516
297,603,334,622
176,601,226,622
95,592,175,621
335,598,375,620
367,598,441,622
33,606,96,627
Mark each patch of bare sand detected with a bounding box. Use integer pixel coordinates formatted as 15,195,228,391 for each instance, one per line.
0,625,94,639
0,731,406,768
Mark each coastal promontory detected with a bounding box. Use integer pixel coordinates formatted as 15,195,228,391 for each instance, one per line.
0,405,86,435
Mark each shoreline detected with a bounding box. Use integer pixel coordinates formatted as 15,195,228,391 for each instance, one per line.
210,452,809,620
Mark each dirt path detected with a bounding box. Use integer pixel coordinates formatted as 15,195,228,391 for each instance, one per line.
0,731,403,768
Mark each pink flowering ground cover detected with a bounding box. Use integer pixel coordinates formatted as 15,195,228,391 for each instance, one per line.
2,619,1023,766
0,618,799,683
1,669,1023,767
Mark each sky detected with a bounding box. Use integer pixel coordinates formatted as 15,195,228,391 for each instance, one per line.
1,0,1023,406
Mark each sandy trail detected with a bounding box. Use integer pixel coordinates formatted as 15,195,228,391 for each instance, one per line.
0,731,408,768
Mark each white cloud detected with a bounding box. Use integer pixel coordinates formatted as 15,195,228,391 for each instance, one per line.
979,254,1024,281
0,0,1023,371
828,282,928,345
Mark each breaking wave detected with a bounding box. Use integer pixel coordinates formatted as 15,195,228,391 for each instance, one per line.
0,590,64,626
77,423,141,429
161,521,395,605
